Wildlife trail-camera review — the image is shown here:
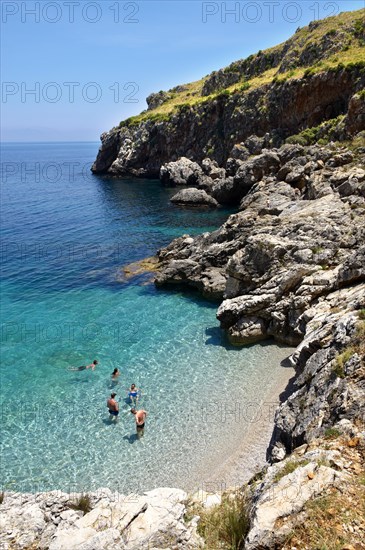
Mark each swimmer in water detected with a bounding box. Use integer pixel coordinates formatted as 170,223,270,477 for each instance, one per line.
68,360,98,371
127,383,140,405
110,368,120,387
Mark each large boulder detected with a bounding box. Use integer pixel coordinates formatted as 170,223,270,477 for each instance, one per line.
170,188,219,207
212,152,281,204
160,157,204,187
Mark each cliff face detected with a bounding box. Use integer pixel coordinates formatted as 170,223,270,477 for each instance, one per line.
92,8,365,177
92,67,364,177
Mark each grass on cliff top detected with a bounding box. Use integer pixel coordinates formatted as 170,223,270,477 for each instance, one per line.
117,8,364,129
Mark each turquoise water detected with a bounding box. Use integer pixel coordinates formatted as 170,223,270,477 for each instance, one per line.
0,143,292,494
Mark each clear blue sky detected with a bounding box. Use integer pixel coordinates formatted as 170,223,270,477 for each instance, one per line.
1,0,363,142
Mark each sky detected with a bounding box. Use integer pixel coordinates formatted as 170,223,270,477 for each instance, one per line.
1,0,364,142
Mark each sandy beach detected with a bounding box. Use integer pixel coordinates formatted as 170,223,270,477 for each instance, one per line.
197,358,295,493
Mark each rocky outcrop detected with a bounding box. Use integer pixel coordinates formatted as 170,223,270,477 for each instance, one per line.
154,143,365,505
246,448,346,549
155,145,365,333
92,68,365,177
244,433,364,549
170,188,219,207
160,157,204,187
345,92,365,136
0,488,202,550
268,291,365,461
146,90,171,110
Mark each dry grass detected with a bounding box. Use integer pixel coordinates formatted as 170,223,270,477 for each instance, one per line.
281,438,365,550
197,490,250,550
116,8,364,129
68,494,92,514
282,479,365,549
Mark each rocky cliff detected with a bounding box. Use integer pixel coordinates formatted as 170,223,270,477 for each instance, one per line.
92,9,365,177
2,9,364,550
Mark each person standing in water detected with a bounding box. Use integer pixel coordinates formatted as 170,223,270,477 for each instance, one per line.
131,408,147,438
69,360,98,371
107,393,119,421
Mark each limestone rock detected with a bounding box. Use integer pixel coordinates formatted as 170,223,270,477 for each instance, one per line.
170,188,218,207
0,488,203,550
245,450,346,549
160,157,204,187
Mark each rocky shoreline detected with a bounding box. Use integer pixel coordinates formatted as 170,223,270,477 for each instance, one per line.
2,8,365,547
2,140,364,549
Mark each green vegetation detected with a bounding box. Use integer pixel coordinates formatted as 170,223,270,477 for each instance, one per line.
333,351,350,378
68,494,92,514
239,82,251,92
216,89,232,99
197,491,250,550
274,460,310,483
333,320,365,379
324,427,341,440
286,115,346,146
114,9,364,129
358,309,365,320
353,18,365,39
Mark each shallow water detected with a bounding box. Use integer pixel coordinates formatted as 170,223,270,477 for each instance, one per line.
0,142,293,494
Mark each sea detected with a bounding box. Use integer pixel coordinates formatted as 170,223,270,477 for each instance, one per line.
0,142,293,495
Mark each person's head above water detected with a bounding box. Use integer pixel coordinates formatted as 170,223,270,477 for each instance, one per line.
130,384,136,389
111,393,116,398
112,368,119,375
93,360,98,365
130,408,136,414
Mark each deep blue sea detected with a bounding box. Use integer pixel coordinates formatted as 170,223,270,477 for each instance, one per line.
0,142,292,495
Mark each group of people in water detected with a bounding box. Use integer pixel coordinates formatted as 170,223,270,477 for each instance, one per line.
69,360,147,437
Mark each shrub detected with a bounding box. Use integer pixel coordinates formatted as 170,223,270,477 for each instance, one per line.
175,103,191,113
285,135,307,146
274,459,310,483
216,89,231,99
358,309,365,320
304,67,316,78
324,427,341,440
198,491,250,550
68,494,92,514
240,81,251,91
353,19,364,38
333,347,354,378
